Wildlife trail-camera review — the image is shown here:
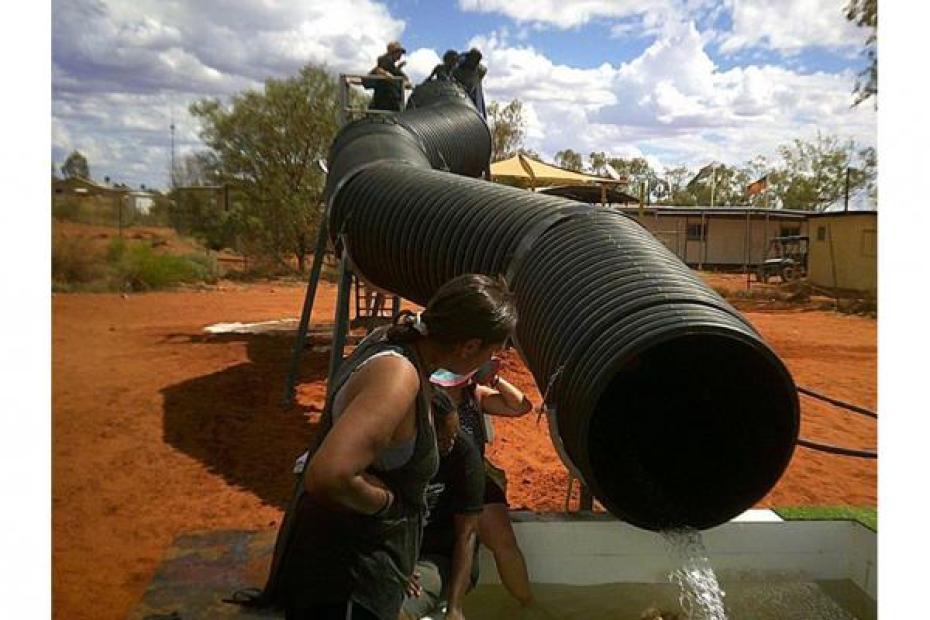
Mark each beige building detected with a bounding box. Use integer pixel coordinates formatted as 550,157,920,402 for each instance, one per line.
807,211,877,295
616,206,809,270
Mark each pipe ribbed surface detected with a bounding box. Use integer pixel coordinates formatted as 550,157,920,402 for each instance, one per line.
321,81,799,530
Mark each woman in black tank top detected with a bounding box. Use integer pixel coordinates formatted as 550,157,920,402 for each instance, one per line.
282,274,517,620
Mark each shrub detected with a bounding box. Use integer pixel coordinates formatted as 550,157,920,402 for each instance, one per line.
109,244,219,291
52,236,105,286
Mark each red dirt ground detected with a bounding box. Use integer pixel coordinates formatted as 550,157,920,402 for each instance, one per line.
52,277,876,619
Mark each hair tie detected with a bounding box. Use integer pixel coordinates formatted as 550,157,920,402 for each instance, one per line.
412,312,429,336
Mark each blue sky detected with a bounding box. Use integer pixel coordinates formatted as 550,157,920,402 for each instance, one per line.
52,0,876,189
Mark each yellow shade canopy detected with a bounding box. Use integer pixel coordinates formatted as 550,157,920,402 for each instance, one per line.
490,153,625,189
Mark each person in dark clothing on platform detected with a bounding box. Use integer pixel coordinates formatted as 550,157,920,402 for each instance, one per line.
426,49,460,82
400,392,484,620
452,47,487,118
369,40,411,112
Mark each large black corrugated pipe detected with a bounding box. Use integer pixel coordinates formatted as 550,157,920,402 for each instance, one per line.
321,82,799,530
512,211,799,531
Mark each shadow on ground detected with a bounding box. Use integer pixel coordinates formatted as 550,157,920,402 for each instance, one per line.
161,333,329,509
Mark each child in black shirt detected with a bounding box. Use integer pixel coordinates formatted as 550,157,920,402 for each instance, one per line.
400,393,484,620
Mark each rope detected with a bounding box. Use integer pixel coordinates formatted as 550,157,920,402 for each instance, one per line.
797,386,877,419
796,438,877,459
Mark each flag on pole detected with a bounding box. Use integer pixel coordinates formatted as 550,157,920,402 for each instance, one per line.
746,175,768,197
687,162,720,188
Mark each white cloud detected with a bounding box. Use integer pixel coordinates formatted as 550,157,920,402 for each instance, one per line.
52,0,405,187
719,0,865,53
460,0,867,56
404,48,442,84
52,0,876,189
458,0,687,29
474,20,874,172
469,31,616,107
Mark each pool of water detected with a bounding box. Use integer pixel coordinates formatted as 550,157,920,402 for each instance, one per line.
461,579,875,620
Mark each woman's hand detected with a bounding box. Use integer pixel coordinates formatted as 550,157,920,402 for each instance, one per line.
404,570,422,599
472,357,501,386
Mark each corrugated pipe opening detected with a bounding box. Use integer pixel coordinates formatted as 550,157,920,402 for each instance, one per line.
587,330,798,530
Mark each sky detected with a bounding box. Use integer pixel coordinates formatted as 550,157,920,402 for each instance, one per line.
51,0,876,189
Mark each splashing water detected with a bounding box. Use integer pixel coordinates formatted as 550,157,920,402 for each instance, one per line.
662,528,728,620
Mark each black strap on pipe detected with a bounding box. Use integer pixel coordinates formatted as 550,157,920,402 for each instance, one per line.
796,438,877,459
503,204,608,284
797,386,877,419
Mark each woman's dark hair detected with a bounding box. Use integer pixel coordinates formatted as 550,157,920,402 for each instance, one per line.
387,274,516,346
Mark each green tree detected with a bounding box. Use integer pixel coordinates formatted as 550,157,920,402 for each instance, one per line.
608,157,660,202
190,64,341,271
692,165,750,206
487,99,526,162
554,148,583,171
772,133,875,211
171,150,220,189
61,150,90,180
607,157,655,179
588,151,608,175
846,0,877,107
663,165,693,204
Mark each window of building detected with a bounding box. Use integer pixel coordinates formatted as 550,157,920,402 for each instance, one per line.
686,223,706,241
861,229,877,257
816,226,826,241
781,225,801,237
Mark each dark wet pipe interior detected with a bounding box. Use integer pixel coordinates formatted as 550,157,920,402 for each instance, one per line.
322,80,799,530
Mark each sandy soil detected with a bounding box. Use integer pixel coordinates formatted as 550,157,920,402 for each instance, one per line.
52,277,876,619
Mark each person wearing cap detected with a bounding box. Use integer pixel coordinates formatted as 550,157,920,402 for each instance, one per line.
369,41,411,112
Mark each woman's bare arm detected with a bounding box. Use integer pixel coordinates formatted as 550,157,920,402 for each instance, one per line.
304,355,420,514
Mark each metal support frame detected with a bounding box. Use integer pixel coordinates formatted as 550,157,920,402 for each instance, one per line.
579,486,594,511
353,278,401,333
544,404,596,513
282,235,359,405
282,73,411,405
282,220,332,404
328,254,354,383
338,73,410,126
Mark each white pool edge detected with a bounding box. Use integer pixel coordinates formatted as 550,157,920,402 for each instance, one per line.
476,512,876,602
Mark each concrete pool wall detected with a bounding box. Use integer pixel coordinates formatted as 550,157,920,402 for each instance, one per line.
130,510,876,618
